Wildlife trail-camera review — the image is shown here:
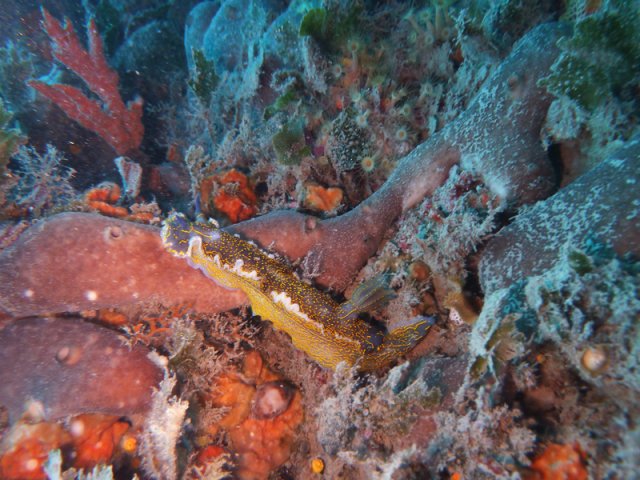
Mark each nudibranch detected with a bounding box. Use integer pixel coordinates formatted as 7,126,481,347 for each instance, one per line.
161,212,432,371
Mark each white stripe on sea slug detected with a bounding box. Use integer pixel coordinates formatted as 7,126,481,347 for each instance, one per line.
271,291,314,324
269,292,361,348
229,258,260,281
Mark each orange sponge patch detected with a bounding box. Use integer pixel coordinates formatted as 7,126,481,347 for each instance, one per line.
68,414,130,469
529,443,588,480
303,184,343,212
201,169,258,223
207,351,303,480
0,422,70,480
0,414,134,479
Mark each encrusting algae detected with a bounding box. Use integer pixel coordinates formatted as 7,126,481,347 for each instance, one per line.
161,212,433,371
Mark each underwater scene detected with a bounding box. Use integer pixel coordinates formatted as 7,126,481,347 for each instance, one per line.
0,0,639,478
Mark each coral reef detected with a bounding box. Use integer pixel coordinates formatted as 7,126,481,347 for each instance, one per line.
0,22,570,321
0,1,638,478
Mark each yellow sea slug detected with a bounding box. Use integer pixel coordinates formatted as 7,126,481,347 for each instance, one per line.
161,212,432,371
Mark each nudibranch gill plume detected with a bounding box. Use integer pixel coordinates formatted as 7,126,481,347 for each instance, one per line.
161,212,432,371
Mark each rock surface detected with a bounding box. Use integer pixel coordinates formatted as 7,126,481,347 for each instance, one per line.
0,213,247,317
480,136,640,294
0,316,164,423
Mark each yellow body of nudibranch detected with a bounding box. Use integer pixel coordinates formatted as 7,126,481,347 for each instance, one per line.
161,212,432,371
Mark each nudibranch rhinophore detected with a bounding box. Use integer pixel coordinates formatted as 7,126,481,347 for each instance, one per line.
161,212,433,371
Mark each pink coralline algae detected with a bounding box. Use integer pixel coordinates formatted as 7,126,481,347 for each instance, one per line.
0,316,163,423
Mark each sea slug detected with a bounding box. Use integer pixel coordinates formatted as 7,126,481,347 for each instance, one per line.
161,212,432,370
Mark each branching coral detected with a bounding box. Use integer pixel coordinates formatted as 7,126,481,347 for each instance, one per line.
28,9,144,156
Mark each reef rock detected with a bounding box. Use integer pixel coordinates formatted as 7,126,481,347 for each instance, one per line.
0,316,163,423
0,212,247,317
393,22,567,212
479,136,640,295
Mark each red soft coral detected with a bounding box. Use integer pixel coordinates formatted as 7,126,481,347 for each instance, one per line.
29,9,144,156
